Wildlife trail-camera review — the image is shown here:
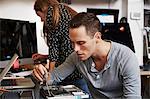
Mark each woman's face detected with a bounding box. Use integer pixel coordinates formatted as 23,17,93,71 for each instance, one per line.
36,11,46,22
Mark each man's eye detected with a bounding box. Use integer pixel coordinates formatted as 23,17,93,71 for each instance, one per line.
78,42,85,45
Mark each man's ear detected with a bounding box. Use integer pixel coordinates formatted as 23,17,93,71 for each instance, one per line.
94,32,101,39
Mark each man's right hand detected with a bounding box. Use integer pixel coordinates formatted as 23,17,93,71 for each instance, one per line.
32,63,49,82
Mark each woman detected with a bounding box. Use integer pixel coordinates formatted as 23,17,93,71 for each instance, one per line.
33,0,90,94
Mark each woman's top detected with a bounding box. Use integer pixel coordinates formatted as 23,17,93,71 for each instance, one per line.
46,4,82,81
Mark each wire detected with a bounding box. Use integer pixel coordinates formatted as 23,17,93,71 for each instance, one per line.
45,80,51,96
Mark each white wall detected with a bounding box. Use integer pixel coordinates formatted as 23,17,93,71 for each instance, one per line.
127,0,144,66
70,0,123,20
0,0,148,65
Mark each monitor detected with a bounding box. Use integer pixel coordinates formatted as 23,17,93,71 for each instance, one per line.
96,14,114,24
0,18,37,68
101,23,135,52
87,8,119,25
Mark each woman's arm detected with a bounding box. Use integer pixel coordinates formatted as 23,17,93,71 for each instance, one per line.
49,61,56,72
32,53,48,60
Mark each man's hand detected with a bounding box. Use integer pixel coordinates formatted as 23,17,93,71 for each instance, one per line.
32,63,49,82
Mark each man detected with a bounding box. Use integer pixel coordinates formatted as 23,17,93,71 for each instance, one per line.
33,12,141,98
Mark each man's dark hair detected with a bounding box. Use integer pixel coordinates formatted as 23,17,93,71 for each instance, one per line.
69,12,102,37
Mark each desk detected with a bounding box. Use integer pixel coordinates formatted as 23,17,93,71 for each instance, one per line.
140,69,150,98
1,88,35,99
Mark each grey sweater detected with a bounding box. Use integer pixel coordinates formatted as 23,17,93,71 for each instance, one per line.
50,41,141,99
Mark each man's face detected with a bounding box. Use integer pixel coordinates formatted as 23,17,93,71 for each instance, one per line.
69,26,96,61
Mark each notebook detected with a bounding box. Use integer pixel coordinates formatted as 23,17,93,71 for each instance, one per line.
0,53,35,89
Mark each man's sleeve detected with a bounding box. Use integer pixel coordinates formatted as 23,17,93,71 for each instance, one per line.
121,51,141,99
49,52,77,83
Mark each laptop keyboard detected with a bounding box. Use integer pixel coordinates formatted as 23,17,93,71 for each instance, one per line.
1,79,17,86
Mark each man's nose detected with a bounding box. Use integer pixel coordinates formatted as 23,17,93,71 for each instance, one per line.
74,44,80,52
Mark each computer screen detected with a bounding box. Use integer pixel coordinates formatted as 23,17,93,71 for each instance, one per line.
97,14,114,23
0,18,37,68
87,8,119,25
101,23,135,52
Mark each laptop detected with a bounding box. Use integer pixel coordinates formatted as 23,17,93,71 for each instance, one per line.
0,53,35,89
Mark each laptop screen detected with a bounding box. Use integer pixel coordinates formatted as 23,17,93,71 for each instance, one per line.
0,53,18,82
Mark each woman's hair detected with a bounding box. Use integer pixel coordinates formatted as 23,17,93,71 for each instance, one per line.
34,0,60,27
63,3,77,18
69,12,102,37
34,0,77,27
